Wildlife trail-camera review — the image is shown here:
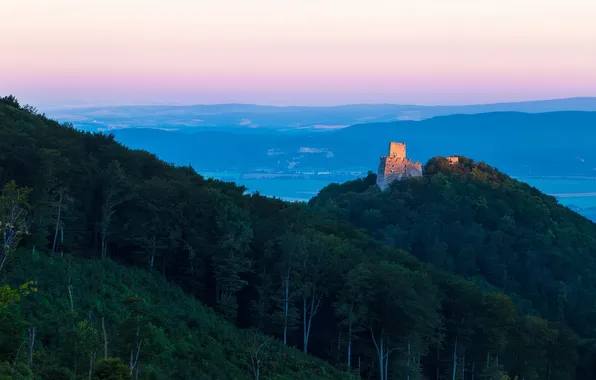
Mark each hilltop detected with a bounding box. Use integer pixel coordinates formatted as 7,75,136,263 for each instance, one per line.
311,156,596,341
0,96,594,379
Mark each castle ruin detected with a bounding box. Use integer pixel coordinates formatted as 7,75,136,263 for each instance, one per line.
376,142,423,190
446,156,459,165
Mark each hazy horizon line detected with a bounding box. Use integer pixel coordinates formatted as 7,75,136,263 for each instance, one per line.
40,95,596,111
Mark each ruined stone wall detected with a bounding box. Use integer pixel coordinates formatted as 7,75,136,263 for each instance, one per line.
446,156,459,165
376,143,423,190
389,142,406,158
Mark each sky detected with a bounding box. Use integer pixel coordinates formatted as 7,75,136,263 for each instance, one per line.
1,0,595,108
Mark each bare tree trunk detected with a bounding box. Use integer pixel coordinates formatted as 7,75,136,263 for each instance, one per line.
347,320,352,370
187,241,195,276
302,284,322,354
407,338,411,380
384,343,390,380
27,327,36,367
462,348,466,380
101,217,110,260
0,247,10,273
52,192,63,254
250,335,268,380
129,341,142,376
452,336,458,380
437,345,440,380
68,265,78,376
150,234,156,269
14,340,25,366
101,317,108,359
371,329,386,380
88,352,96,380
282,267,291,345
472,361,475,380
302,297,307,352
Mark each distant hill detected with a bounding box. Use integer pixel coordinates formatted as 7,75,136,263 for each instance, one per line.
111,111,596,178
48,97,596,132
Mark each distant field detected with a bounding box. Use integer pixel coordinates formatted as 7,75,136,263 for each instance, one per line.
234,178,326,200
518,176,596,193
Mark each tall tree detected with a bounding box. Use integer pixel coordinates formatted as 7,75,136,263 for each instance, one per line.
212,201,252,320
335,263,374,370
298,232,330,354
99,161,132,260
0,181,31,274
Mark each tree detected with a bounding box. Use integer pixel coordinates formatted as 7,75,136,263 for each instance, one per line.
0,181,31,273
441,279,485,380
335,263,374,370
50,185,73,255
271,232,302,345
247,330,271,380
99,162,132,260
297,232,330,354
364,261,441,380
77,319,101,380
212,201,252,320
0,181,36,309
92,358,131,380
118,295,151,380
0,95,20,108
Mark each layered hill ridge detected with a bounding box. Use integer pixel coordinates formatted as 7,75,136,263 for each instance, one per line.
1,96,595,379
109,111,596,178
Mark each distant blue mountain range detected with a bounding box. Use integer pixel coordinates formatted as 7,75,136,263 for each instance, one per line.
107,111,596,179
48,97,596,133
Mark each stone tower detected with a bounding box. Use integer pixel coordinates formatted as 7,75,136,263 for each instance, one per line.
376,142,422,190
389,142,406,159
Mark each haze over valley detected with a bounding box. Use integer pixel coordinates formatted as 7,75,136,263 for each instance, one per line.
53,101,596,220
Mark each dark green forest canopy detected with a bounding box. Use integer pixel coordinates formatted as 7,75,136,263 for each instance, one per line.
312,156,596,368
0,97,594,379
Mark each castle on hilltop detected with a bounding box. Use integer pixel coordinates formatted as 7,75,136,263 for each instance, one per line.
376,142,423,190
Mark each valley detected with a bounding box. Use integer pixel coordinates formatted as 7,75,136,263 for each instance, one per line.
201,173,596,221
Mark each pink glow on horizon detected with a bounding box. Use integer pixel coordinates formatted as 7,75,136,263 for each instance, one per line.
1,0,595,107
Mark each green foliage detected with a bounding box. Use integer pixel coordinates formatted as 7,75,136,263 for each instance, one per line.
0,281,37,309
92,358,131,380
0,181,32,268
0,95,20,109
0,361,32,380
3,253,352,380
313,157,596,331
0,99,590,379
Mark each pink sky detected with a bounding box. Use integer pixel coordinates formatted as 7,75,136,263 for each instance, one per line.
1,0,595,108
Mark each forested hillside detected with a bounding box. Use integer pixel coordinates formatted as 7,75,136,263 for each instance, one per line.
0,96,592,379
312,156,596,375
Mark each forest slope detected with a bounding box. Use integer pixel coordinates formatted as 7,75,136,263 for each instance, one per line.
0,96,592,379
2,254,352,380
311,157,596,339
